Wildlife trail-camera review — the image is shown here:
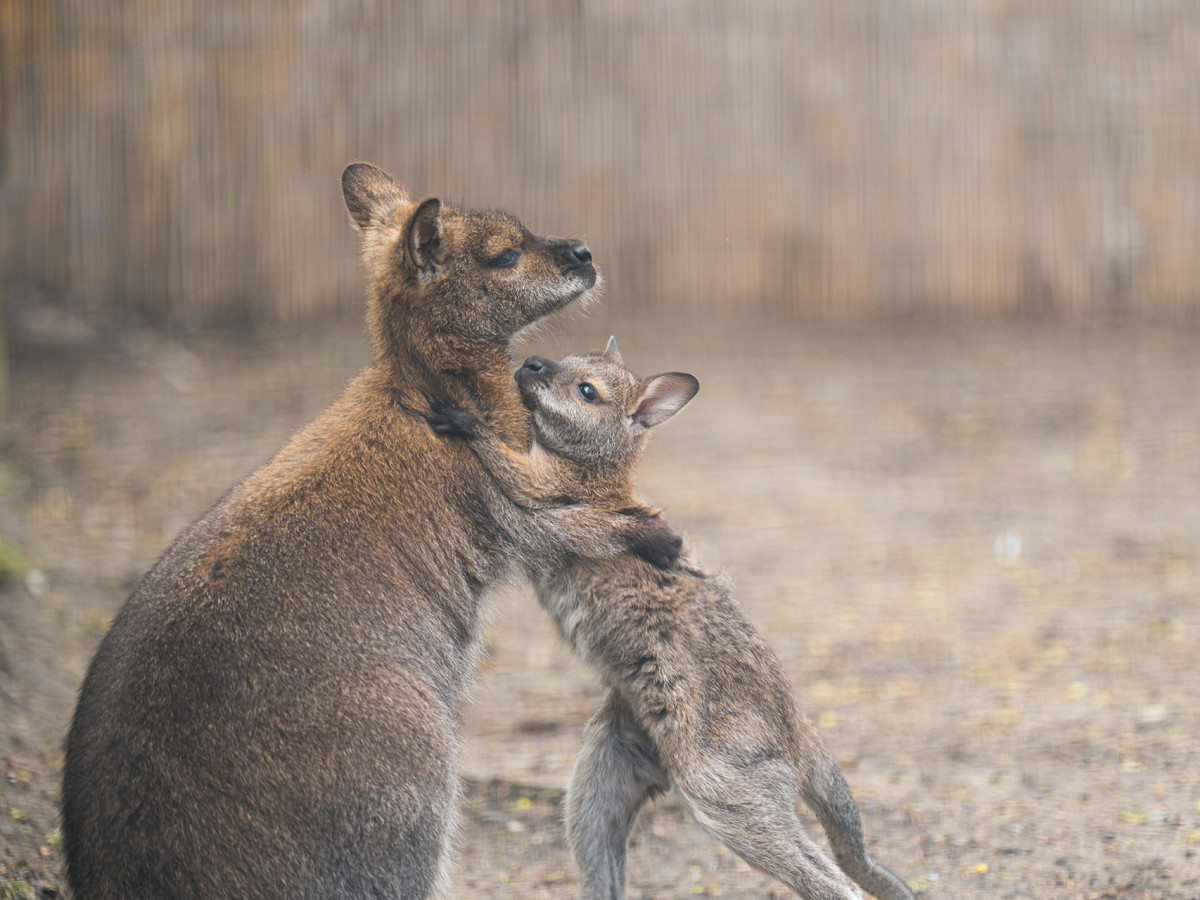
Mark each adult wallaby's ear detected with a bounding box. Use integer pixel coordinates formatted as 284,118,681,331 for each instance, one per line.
630,373,699,435
604,335,623,365
342,162,410,230
406,198,445,274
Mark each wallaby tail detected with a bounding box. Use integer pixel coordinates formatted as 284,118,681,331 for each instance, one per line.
802,751,917,900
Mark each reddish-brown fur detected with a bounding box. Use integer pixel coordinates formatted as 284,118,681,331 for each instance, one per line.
61,163,604,899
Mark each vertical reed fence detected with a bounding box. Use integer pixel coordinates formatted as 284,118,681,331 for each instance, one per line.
2,1,1198,329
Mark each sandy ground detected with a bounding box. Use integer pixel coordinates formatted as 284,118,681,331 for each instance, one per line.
1,316,1197,899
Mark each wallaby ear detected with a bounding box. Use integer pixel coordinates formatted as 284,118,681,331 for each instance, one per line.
629,373,699,435
406,197,445,274
342,162,410,231
604,335,623,365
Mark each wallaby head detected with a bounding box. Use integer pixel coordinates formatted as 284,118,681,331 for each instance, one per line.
515,337,698,474
341,162,598,399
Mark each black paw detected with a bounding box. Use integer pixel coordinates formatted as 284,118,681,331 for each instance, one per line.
426,397,482,438
625,516,683,570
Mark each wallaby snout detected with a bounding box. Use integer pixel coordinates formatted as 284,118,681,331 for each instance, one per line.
517,356,560,393
561,242,593,269
544,239,596,290
519,356,559,379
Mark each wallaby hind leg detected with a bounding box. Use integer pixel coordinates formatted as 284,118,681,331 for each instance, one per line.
566,690,669,900
800,746,916,900
673,757,863,900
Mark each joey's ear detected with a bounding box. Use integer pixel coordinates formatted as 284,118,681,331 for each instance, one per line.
629,373,699,435
406,198,445,274
342,163,411,230
604,335,623,365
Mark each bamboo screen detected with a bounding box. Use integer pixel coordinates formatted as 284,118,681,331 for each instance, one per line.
2,1,1198,328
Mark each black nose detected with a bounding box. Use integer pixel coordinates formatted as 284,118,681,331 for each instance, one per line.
521,356,559,378
567,243,592,266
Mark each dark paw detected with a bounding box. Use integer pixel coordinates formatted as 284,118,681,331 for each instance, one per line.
625,515,683,569
426,397,481,438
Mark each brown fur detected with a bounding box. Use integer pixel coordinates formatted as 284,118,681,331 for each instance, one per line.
429,339,917,900
61,164,633,900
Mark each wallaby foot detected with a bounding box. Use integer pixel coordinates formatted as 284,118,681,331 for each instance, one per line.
566,691,669,900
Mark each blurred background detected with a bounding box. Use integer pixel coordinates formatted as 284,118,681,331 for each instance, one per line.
3,0,1199,333
2,3,1199,898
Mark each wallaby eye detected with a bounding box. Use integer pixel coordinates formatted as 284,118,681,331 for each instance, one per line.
488,248,521,269
578,382,599,403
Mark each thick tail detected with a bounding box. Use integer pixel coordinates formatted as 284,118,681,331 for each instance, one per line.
802,751,917,900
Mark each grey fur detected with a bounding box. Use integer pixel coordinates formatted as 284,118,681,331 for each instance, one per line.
436,341,917,900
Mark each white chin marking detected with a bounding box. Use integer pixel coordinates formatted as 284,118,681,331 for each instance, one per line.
514,277,600,339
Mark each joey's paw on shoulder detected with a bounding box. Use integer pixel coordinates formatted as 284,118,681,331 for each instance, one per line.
625,515,683,570
425,397,482,438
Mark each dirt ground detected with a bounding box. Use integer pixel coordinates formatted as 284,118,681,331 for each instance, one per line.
1,315,1197,899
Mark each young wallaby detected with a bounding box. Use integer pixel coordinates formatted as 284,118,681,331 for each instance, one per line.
61,164,668,900
428,339,917,900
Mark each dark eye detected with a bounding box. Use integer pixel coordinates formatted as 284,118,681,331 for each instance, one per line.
488,248,521,269
578,383,598,403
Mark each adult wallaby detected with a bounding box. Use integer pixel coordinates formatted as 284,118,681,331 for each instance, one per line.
61,165,671,900
427,339,917,900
